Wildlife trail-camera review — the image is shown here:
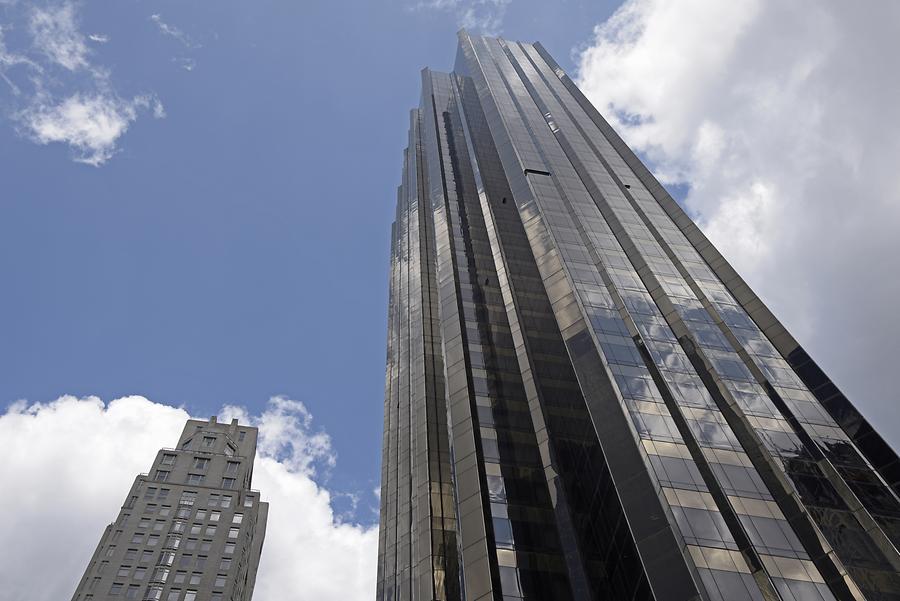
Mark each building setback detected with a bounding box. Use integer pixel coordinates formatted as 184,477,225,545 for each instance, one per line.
376,31,900,601
71,417,268,601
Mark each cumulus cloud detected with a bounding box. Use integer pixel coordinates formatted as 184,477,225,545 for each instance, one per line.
0,0,163,164
18,92,163,165
576,0,900,444
413,0,511,35
0,395,378,601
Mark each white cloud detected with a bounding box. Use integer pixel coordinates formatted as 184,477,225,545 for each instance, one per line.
0,1,165,164
17,92,163,165
29,2,89,70
150,13,198,48
0,395,378,601
413,0,511,35
576,0,900,444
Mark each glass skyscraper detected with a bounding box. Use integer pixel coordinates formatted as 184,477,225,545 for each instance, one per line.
375,31,900,601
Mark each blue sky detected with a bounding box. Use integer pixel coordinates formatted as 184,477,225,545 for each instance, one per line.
0,0,621,521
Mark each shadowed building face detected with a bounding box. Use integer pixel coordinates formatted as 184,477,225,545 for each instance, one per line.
376,30,900,601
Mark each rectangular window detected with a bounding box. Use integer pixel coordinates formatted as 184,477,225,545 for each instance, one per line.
185,539,197,551
243,497,254,508
171,521,185,533
154,470,170,482
186,474,204,485
184,592,197,601
179,491,197,506
195,556,207,569
223,543,235,555
164,535,180,550
138,519,150,529
131,533,143,544
110,583,124,595
158,506,171,517
203,436,215,447
208,494,220,507
117,567,130,578
220,495,232,508
189,573,201,585
225,461,239,475
125,587,140,601
133,567,146,580
200,541,212,552
147,535,159,547
140,550,153,563
173,572,186,584
152,567,169,582
190,524,201,535
232,514,243,525
209,511,220,522
157,489,170,500
161,454,176,466
219,558,231,570
224,445,235,457
195,510,206,520
166,591,180,601
181,439,191,450
221,478,235,489
143,586,163,601
192,457,209,470
214,575,226,588
238,431,246,441
205,525,217,536
228,528,239,540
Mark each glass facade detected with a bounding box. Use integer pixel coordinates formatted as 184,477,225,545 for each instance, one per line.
376,31,900,601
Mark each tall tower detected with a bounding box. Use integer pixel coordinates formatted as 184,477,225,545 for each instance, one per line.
71,417,268,601
376,31,900,601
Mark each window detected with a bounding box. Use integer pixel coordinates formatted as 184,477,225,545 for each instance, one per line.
154,470,170,482
202,436,216,447
158,552,175,566
125,585,140,599
145,504,157,515
181,439,191,450
224,543,235,555
173,572,187,584
133,567,146,580
152,567,169,582
189,573,201,585
98,561,109,574
117,567,131,578
180,492,197,506
214,575,226,587
186,474,204,485
209,511,220,522
221,478,235,489
131,533,143,544
158,506,171,517
171,521,185,533
228,528,239,540
244,497,254,508
143,586,163,601
157,489,170,501
195,510,206,520
232,514,243,524
166,591,180,601
110,531,122,542
147,535,159,547
219,558,231,570
106,546,117,557
177,508,190,519
224,445,235,457
140,550,153,563
208,494,220,507
178,555,192,568
195,556,207,569
124,548,137,561
192,457,209,470
110,583,124,596
153,520,166,532
225,461,239,475
161,454,176,466
144,487,157,500
184,592,197,601
200,540,212,552
205,525,217,536
238,430,246,442
190,524,201,535
138,519,150,529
